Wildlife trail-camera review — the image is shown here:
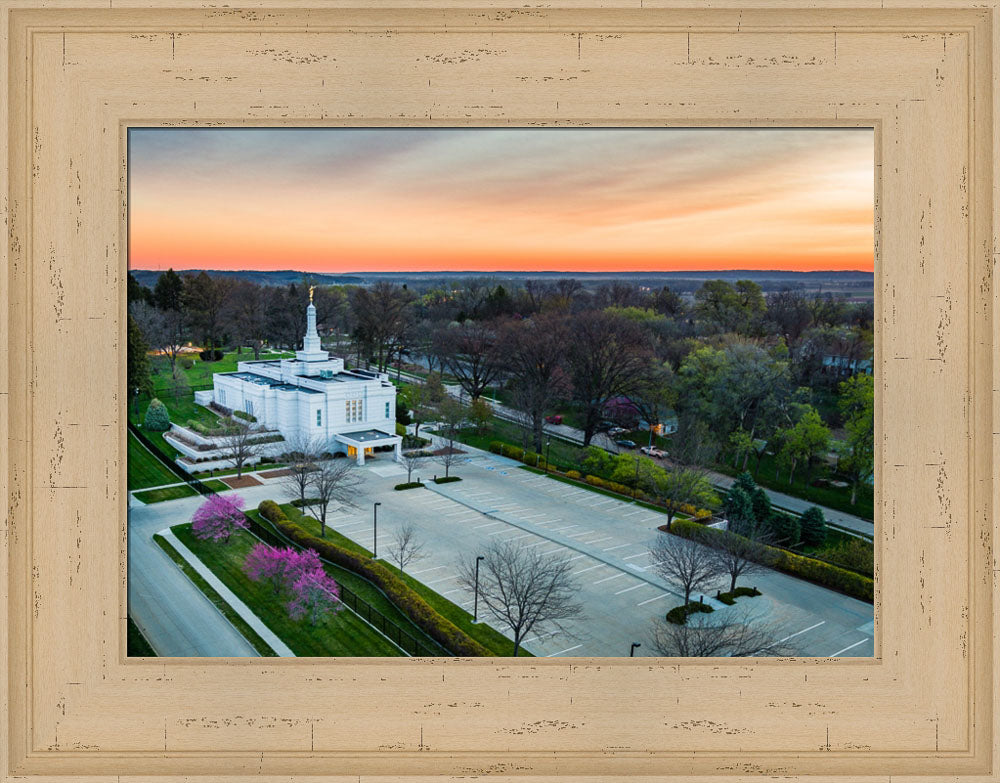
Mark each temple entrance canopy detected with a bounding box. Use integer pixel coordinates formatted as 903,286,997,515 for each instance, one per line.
337,429,403,466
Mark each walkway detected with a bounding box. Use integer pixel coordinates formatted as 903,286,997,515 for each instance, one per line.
159,528,295,656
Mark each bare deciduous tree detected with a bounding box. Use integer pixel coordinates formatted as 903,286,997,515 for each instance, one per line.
221,420,262,479
434,320,504,401
386,521,425,574
458,539,582,656
711,519,775,593
304,459,363,538
649,532,722,605
401,451,426,484
650,608,795,657
434,397,467,478
281,434,321,505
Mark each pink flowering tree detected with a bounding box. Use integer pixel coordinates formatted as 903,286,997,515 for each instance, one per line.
287,568,342,626
243,544,342,625
242,542,293,594
191,493,247,543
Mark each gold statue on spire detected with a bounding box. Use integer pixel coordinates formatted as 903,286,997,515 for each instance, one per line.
309,285,315,304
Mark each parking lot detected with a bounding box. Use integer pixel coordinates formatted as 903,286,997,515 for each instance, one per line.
325,452,875,658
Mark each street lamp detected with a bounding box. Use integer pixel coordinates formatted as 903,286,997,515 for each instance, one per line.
630,642,641,657
373,502,381,558
473,555,485,622
545,439,552,474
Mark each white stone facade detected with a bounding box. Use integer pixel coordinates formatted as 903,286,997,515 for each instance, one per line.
203,301,402,466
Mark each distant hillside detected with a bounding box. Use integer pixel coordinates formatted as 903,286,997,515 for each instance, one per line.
131,267,873,289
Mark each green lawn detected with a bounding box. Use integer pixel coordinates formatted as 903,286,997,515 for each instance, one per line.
128,431,182,490
171,524,405,657
133,479,228,504
444,417,587,473
149,349,294,395
275,504,531,656
126,616,157,657
247,508,450,655
154,532,278,656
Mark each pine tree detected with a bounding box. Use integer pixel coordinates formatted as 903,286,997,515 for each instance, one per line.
143,398,170,431
799,506,827,547
127,313,153,412
725,484,755,537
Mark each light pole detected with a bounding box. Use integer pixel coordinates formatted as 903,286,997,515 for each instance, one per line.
373,502,381,558
545,439,552,474
473,555,485,622
630,642,641,657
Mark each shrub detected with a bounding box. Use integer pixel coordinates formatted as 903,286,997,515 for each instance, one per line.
209,401,233,417
767,511,801,546
566,470,582,480
433,476,462,484
180,358,194,370
583,474,647,500
665,601,714,625
143,398,170,431
256,501,491,656
233,410,257,423
717,586,761,605
290,497,323,508
394,482,425,491
822,537,875,575
489,441,504,454
199,348,224,361
670,519,873,603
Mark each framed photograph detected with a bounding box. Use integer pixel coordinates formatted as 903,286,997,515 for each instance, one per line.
2,2,997,781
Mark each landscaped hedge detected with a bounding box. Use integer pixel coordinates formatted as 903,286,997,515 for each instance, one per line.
670,519,874,603
488,441,547,469
665,600,713,625
233,410,257,423
583,473,646,499
717,586,761,605
433,476,462,484
290,497,322,508
258,501,491,657
394,482,425,491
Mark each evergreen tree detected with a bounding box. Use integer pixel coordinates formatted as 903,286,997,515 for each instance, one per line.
128,273,153,305
153,268,184,311
724,484,755,537
127,313,153,412
751,486,771,527
799,506,827,547
143,398,170,431
767,512,800,547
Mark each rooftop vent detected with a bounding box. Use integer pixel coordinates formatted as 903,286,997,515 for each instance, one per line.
319,369,334,379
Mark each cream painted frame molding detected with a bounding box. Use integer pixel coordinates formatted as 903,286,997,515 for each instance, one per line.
2,2,997,781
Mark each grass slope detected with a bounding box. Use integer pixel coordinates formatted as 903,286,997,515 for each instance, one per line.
128,431,181,490
172,524,405,657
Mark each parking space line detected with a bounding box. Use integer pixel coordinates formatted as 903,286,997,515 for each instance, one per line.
567,554,589,561
829,638,869,657
473,521,502,529
424,575,456,586
593,572,627,585
776,621,825,643
522,629,559,644
488,528,512,536
504,533,535,542
573,563,606,575
545,644,582,657
579,536,613,545
409,565,446,575
614,583,646,595
622,553,648,560
602,543,630,552
637,592,670,606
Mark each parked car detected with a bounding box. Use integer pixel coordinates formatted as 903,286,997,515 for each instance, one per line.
615,439,638,449
640,446,667,458
544,414,563,425
609,426,628,436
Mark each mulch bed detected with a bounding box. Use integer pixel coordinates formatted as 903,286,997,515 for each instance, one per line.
258,468,293,479
430,446,466,457
222,475,263,489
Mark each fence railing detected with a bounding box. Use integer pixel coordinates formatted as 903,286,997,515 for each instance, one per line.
244,513,449,657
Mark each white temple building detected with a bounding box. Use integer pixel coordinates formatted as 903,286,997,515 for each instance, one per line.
188,293,402,467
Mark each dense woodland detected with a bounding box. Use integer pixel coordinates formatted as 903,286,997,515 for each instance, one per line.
128,269,875,512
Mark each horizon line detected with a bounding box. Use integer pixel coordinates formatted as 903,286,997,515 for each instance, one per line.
130,267,875,276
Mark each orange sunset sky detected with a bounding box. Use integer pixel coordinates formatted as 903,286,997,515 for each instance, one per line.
128,128,874,274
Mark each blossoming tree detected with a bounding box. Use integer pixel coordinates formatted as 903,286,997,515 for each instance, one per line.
190,493,247,543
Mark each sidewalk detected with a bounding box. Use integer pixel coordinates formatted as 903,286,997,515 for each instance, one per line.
159,528,295,657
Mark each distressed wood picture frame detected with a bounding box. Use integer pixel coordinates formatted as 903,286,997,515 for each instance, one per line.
1,1,997,780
